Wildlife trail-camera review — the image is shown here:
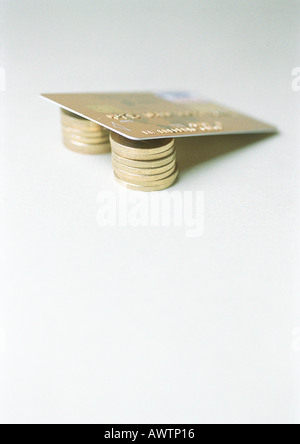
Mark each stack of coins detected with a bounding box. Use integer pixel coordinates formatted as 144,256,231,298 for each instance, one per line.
61,109,110,154
110,132,178,191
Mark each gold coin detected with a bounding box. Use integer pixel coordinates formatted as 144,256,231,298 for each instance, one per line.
61,109,103,132
111,144,174,161
62,126,108,138
112,157,176,175
110,132,175,155
63,129,109,145
114,168,179,192
63,138,111,154
114,164,176,184
112,151,176,168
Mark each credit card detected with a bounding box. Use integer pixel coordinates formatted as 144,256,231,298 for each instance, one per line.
41,91,276,140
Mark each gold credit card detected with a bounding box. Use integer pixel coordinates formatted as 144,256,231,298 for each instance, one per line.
41,91,276,140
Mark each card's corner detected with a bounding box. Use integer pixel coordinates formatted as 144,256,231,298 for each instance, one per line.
40,93,52,100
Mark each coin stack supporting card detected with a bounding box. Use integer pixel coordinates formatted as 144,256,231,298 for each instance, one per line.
61,109,111,154
110,132,178,191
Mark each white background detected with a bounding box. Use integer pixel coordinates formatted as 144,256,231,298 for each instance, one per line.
0,0,299,424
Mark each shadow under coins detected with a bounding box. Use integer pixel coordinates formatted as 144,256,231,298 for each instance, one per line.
175,132,277,175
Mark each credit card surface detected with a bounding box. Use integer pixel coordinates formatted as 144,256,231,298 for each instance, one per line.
42,91,276,140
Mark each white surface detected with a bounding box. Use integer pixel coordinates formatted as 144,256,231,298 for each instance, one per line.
0,0,299,424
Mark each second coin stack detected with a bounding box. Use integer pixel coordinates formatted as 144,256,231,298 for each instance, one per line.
110,132,178,191
61,109,111,154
